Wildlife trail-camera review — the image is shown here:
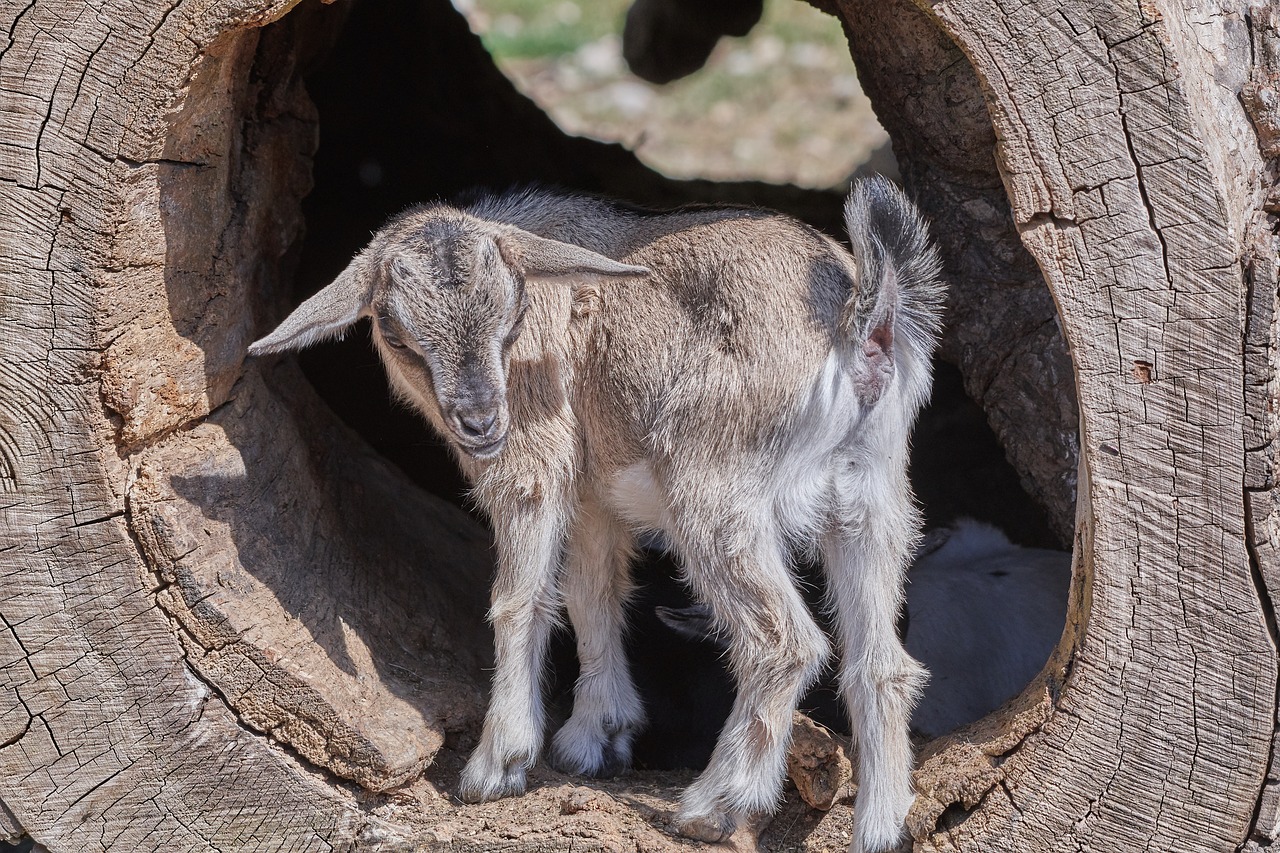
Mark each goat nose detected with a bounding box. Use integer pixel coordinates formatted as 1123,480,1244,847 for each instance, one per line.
458,408,498,438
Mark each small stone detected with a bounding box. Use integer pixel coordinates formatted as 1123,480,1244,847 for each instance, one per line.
422,826,453,844
561,785,613,815
605,81,654,118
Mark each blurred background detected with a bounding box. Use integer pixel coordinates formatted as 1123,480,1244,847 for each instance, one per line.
450,0,889,187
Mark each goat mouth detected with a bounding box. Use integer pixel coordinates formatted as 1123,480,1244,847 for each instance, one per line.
460,435,507,459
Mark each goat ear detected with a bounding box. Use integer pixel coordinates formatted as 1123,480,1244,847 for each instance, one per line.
497,231,649,281
248,253,373,356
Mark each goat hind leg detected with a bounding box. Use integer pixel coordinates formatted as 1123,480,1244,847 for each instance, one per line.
549,499,645,777
824,488,927,853
673,526,830,841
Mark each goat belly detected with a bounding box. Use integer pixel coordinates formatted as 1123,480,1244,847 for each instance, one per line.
605,461,672,535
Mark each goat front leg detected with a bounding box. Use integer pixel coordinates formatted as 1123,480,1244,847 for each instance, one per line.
458,502,566,803
549,497,645,777
824,467,927,853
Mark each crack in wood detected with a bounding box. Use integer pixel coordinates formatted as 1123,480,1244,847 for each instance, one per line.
1245,488,1280,844
1107,39,1175,294
116,155,210,170
0,0,37,65
122,463,406,800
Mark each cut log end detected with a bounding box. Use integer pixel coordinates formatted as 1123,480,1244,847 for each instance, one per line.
1,0,1277,849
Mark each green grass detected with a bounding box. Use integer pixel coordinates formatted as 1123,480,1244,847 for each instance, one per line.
471,0,629,59
771,5,847,48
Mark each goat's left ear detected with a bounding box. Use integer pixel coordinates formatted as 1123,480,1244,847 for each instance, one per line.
497,231,649,281
248,250,374,356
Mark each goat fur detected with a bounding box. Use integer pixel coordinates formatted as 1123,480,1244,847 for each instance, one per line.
657,518,1072,739
249,178,944,852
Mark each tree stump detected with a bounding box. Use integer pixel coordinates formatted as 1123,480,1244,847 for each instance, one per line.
0,0,1276,850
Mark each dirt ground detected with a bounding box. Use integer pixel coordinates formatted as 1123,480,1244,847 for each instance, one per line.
359,746,872,852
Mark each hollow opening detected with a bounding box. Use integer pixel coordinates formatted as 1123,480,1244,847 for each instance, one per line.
459,0,890,187
145,0,1081,823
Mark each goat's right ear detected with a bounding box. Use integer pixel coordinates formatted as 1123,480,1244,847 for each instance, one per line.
496,231,650,281
248,253,373,356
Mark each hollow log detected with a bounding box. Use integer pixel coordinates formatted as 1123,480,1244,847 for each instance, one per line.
0,0,1277,851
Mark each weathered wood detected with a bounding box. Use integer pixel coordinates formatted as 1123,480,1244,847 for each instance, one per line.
0,0,475,847
864,0,1279,848
127,366,492,791
1,0,1276,849
1240,2,1280,846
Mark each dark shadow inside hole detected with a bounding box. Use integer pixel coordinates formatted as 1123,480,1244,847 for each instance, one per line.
913,361,1058,548
288,0,1065,769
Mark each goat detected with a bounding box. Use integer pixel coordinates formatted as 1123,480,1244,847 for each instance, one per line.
248,178,945,852
905,519,1070,737
657,518,1072,739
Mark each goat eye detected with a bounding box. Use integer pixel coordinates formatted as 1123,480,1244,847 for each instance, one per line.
504,312,526,348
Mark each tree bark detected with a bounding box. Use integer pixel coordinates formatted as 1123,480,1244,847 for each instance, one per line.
0,0,1276,850
871,0,1280,848
0,2,492,847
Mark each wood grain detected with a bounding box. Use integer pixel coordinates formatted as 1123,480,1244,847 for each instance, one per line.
0,0,1275,849
902,0,1279,848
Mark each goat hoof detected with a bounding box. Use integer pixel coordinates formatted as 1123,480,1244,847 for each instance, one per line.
593,743,628,778
549,720,635,778
550,746,627,779
848,839,907,853
850,812,909,853
457,760,527,804
675,812,734,843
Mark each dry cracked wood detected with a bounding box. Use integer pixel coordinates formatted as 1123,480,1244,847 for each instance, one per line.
0,1,487,847
0,0,1277,850
878,0,1280,848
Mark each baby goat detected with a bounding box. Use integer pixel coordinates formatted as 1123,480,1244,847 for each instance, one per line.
249,179,944,852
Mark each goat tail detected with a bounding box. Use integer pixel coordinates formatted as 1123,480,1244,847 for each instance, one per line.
841,177,946,406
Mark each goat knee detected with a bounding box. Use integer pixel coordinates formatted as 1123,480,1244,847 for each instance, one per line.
744,615,830,692
843,648,927,726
